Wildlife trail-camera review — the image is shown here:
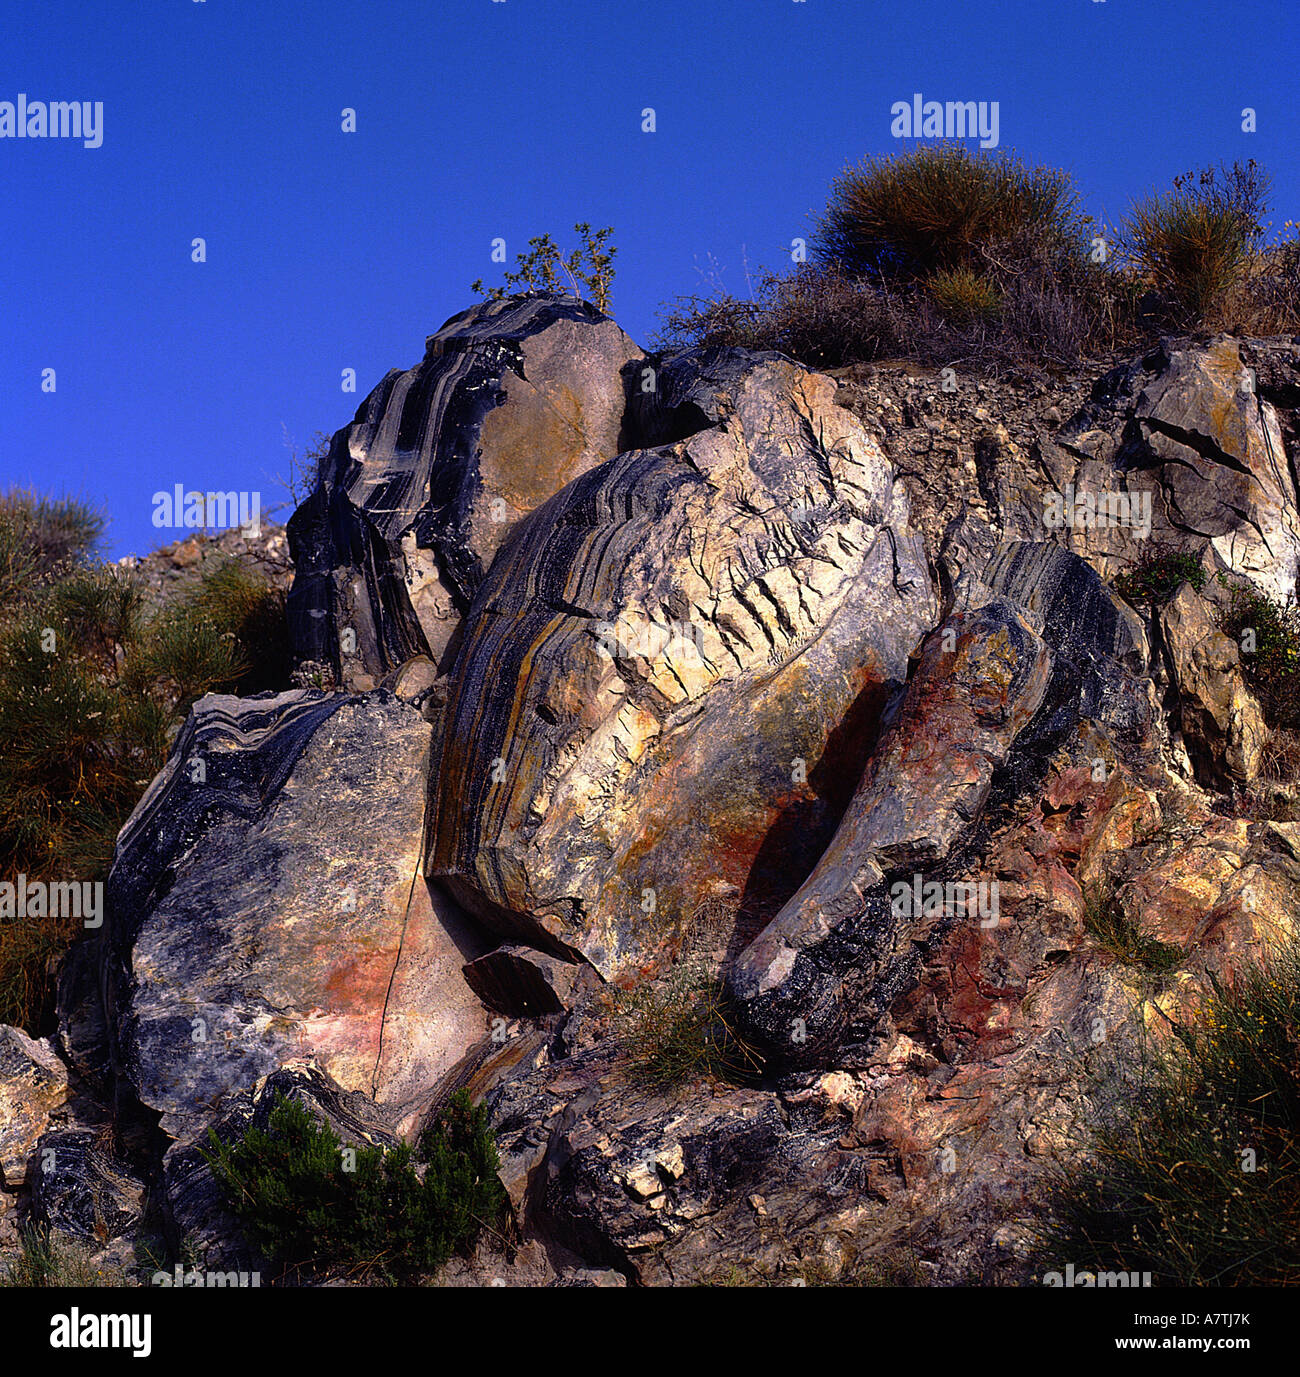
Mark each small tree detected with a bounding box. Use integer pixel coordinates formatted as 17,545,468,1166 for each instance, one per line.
472,222,617,312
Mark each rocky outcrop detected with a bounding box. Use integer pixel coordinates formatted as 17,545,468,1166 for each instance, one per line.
287,296,645,687
7,304,1300,1288
835,334,1300,615
729,598,1051,1059
430,346,936,981
97,688,492,1150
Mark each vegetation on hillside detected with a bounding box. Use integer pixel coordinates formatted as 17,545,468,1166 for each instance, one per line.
657,150,1298,372
0,489,290,1030
1036,937,1300,1286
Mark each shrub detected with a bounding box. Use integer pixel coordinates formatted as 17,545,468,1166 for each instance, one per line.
202,1090,507,1282
1112,548,1207,605
1082,883,1183,976
1036,937,1300,1286
1228,223,1300,336
927,266,1002,324
612,958,764,1090
0,553,289,1029
0,488,102,611
1118,161,1268,328
812,144,1086,284
472,222,617,312
1216,575,1300,731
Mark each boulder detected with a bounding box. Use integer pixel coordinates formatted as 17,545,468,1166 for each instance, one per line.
1159,581,1267,786
429,346,937,980
29,1127,146,1243
101,688,492,1150
1135,338,1300,606
287,295,645,685
462,945,583,1018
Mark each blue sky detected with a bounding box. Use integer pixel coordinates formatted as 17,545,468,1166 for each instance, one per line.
3,0,1296,558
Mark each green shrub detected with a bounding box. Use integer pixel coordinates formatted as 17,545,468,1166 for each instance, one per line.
0,552,289,1030
1216,575,1300,731
1083,883,1183,977
0,489,102,613
1036,937,1300,1285
472,222,617,312
813,144,1086,284
1112,549,1206,605
927,266,1002,323
201,1090,507,1282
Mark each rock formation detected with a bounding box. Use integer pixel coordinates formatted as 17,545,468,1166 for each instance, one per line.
5,295,1300,1287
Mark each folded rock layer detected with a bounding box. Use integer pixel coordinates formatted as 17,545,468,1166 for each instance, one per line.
430,347,937,979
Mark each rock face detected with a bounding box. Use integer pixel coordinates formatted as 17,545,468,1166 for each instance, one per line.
287,296,645,686
0,1027,68,1190
1159,581,1266,786
429,346,936,980
98,688,491,1149
836,335,1300,616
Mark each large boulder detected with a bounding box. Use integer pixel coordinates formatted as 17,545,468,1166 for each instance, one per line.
729,598,1051,1059
429,347,937,980
730,543,1159,1062
287,295,645,685
100,688,492,1149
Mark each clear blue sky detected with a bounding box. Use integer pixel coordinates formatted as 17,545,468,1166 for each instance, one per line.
3,0,1296,559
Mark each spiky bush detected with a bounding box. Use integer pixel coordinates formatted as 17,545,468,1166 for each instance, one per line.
1036,938,1300,1286
202,1090,507,1282
813,144,1086,284
927,266,1002,323
612,958,765,1090
1118,161,1269,327
0,489,102,611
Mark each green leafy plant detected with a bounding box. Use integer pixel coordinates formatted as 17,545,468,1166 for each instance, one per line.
1216,574,1300,731
1112,549,1207,605
472,222,617,312
1035,937,1300,1286
201,1090,508,1282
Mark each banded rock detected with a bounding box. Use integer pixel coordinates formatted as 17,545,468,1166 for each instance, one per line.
287,295,645,686
100,689,491,1148
429,346,937,980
